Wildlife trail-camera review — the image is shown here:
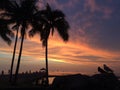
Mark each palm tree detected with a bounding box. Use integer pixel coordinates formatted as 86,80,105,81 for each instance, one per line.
0,0,21,83
9,25,19,82
3,0,37,84
0,0,15,81
29,3,70,86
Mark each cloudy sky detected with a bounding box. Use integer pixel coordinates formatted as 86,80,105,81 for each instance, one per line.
0,0,120,75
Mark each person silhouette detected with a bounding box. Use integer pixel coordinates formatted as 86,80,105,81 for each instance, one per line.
103,64,113,73
1,70,4,75
98,67,106,74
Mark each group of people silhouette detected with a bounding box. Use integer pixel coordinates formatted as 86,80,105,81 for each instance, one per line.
98,64,113,74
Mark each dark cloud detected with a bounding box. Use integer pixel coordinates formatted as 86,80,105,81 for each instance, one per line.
66,0,120,53
81,2,120,52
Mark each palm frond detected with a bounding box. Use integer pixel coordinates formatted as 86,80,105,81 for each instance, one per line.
53,10,65,20
0,19,14,45
54,18,69,41
46,3,52,13
40,25,50,46
0,33,12,45
29,29,37,37
12,24,20,30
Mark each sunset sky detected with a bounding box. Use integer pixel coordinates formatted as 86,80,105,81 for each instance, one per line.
0,0,120,76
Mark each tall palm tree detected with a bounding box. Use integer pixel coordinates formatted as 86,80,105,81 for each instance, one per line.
3,0,37,84
0,0,15,81
29,3,70,86
9,25,19,82
0,0,21,83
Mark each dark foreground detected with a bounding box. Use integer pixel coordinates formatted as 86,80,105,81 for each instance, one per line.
0,66,120,90
0,73,120,90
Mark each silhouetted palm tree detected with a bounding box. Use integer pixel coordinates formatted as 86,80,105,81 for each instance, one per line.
9,25,19,82
0,0,15,81
29,3,70,86
0,0,20,83
0,19,13,45
3,0,37,84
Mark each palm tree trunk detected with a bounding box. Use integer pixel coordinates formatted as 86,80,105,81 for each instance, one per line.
9,29,19,82
14,28,25,84
45,39,49,86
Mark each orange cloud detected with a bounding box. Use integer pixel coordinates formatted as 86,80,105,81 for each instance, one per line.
23,31,120,65
0,29,120,75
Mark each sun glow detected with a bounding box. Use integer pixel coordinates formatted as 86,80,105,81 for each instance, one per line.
49,58,66,63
